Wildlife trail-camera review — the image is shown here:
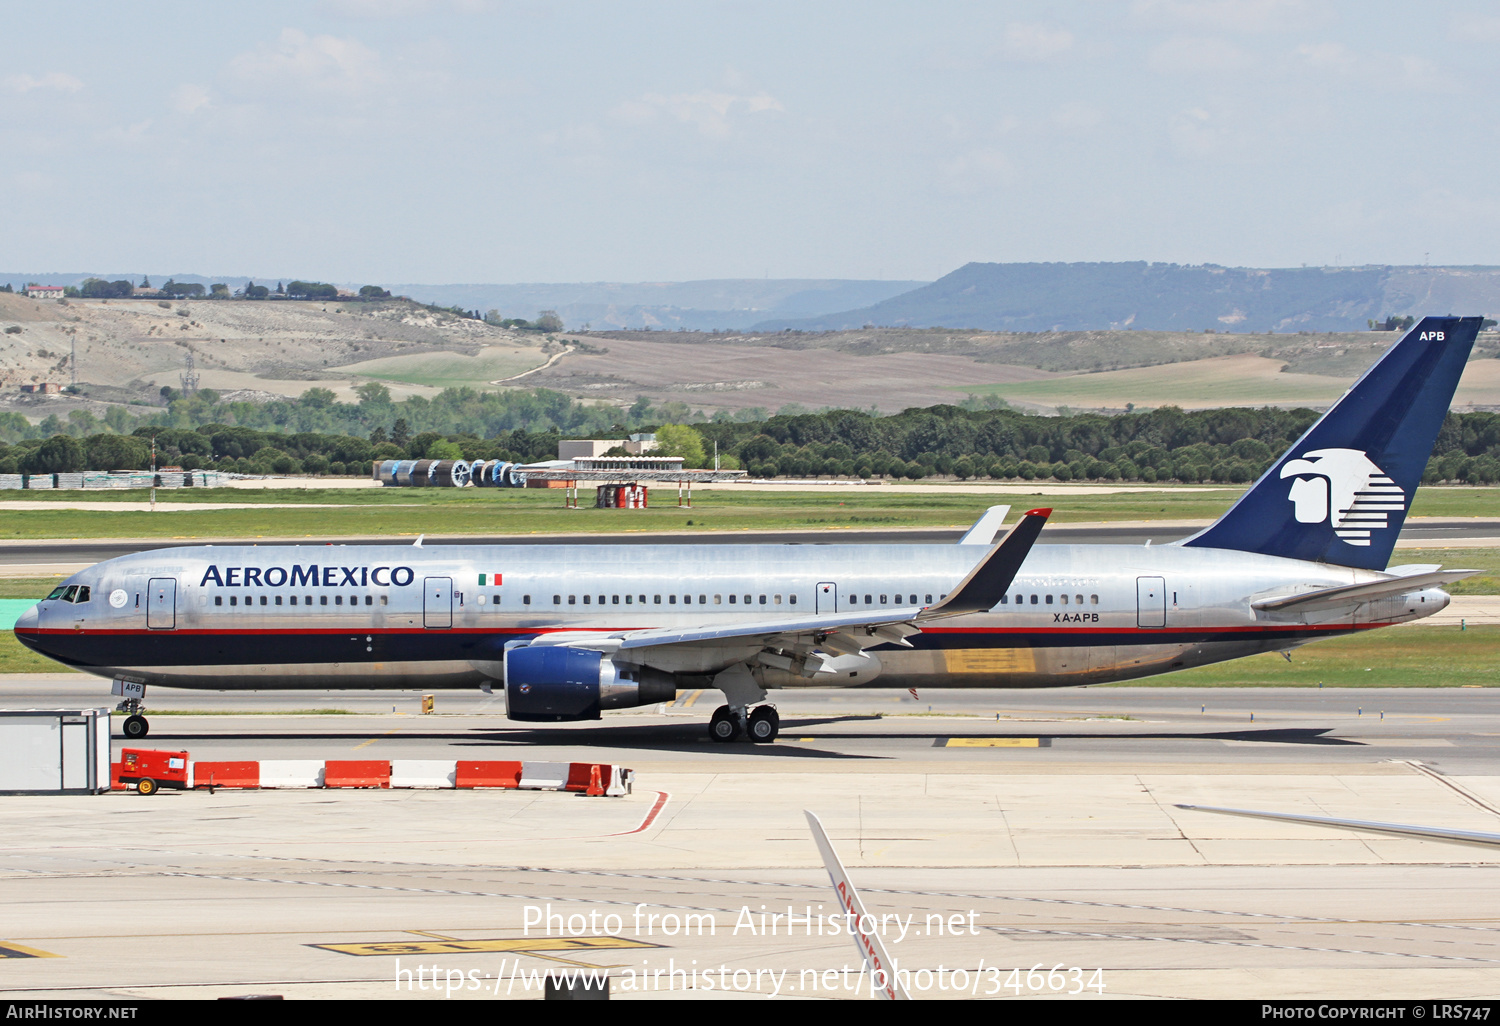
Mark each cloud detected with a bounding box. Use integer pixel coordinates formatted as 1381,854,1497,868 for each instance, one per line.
1294,41,1355,72
1450,13,1500,44
1132,0,1320,33
1167,106,1247,159
1052,102,1103,131
225,29,385,98
1148,35,1254,73
172,84,213,115
997,23,1075,62
4,72,83,94
320,0,488,16
940,147,1017,195
615,90,784,139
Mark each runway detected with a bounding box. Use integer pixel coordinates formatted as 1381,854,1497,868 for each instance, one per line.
2,517,1499,575
3,680,1500,1000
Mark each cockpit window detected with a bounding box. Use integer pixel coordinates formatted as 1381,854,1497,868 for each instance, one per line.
74,586,90,603
46,586,67,600
60,586,79,602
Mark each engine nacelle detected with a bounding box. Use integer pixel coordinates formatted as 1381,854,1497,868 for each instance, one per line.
504,646,677,722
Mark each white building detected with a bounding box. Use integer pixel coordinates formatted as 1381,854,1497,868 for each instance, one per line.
24,285,64,300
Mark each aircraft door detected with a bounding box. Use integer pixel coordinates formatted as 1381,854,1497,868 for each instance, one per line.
424,577,453,629
147,578,176,630
816,582,837,614
1136,576,1166,628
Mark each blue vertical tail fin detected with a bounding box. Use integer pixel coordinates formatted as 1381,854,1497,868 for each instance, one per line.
1182,315,1482,570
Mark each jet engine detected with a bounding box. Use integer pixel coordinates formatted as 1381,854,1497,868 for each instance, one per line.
504,645,677,722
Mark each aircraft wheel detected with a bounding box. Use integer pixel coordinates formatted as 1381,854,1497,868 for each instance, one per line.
123,715,149,739
136,777,158,796
747,706,779,743
709,706,740,743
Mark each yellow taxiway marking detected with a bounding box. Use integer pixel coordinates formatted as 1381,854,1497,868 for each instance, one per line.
946,738,1041,748
681,689,704,708
353,728,400,751
0,942,61,958
311,936,661,960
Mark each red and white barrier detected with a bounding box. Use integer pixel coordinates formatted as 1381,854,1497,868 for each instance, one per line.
117,758,632,796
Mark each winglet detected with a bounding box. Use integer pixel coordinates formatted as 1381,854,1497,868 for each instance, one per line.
805,811,910,1000
957,505,1011,545
920,508,1050,619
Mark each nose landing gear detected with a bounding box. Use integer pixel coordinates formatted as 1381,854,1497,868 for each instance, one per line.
122,714,150,739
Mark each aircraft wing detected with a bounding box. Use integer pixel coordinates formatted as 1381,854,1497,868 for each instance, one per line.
1177,804,1500,850
539,508,1052,655
1251,568,1480,613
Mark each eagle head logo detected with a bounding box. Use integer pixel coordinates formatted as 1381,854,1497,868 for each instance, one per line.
1278,448,1405,547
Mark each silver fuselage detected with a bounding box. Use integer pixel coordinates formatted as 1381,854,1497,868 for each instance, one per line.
13,540,1449,691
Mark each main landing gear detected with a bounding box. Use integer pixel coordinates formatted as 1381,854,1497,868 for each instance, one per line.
708,704,779,744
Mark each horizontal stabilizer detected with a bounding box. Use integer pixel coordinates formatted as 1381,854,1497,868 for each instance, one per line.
1177,804,1500,850
921,508,1051,619
957,505,1010,545
1252,568,1479,613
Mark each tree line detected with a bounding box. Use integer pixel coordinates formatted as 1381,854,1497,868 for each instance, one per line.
2,383,1498,485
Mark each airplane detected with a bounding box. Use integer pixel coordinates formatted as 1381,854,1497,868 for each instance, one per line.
13,316,1485,744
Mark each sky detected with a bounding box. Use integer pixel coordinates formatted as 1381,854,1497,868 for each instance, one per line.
3,0,1499,284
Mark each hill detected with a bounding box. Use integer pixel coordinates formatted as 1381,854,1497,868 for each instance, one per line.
752,262,1500,334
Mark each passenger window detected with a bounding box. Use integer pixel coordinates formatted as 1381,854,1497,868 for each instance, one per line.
1061,594,1069,605
598,595,605,605
851,595,859,605
654,595,662,604
305,596,313,606
478,594,486,605
612,595,620,605
639,595,646,604
1014,593,1022,604
683,594,691,604
523,595,531,605
625,595,633,604
865,594,872,604
1076,594,1084,605
999,595,1008,604
554,595,561,605
380,596,388,606
744,595,752,605
260,596,268,606
230,596,237,607
1045,595,1053,605
583,595,591,604
275,595,283,606
700,594,708,604
714,595,722,604
759,595,767,605
290,596,298,606
729,595,736,604
880,595,887,605
568,595,576,605
789,594,796,605
669,595,677,604
909,594,916,604
214,596,223,606
926,594,932,604
773,595,781,605
321,596,328,606
1030,595,1038,605
1091,594,1099,604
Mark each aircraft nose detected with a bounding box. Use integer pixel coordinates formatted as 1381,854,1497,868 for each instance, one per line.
13,604,38,633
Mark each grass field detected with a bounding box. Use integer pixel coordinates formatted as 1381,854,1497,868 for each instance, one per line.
1131,625,1500,687
335,347,545,389
0,485,1234,539
0,483,1494,540
956,355,1350,409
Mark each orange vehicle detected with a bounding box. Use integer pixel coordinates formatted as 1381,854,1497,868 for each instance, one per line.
117,748,189,795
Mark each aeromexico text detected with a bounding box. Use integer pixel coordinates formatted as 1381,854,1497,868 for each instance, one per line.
198,565,419,588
